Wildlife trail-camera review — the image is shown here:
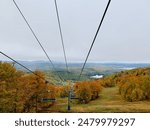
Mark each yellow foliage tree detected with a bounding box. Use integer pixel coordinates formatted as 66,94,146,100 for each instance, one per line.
75,80,102,104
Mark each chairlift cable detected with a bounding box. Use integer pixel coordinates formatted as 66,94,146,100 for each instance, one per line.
13,0,64,82
54,0,69,76
79,0,111,80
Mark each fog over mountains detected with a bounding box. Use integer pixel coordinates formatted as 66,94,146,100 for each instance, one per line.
11,61,150,72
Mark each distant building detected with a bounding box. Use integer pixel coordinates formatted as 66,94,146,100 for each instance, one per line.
90,74,104,79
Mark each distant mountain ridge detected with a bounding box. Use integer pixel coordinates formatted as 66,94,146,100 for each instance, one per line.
12,61,150,71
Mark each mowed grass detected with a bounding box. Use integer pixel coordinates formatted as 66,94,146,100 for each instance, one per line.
46,87,150,113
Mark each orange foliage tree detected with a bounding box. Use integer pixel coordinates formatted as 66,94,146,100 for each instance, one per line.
74,80,103,104
117,75,150,102
0,62,57,112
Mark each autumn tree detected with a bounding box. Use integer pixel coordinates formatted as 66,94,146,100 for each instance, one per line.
23,71,48,112
117,75,150,102
75,80,103,104
0,62,24,112
0,62,56,113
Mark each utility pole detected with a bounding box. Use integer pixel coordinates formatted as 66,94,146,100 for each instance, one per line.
67,90,71,112
67,82,79,112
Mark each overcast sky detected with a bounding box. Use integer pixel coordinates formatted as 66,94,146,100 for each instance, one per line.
0,0,150,63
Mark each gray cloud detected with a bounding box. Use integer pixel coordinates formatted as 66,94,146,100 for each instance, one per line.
0,0,150,63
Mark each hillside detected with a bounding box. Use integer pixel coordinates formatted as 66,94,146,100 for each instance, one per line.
46,67,150,112
46,87,150,113
0,61,150,113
